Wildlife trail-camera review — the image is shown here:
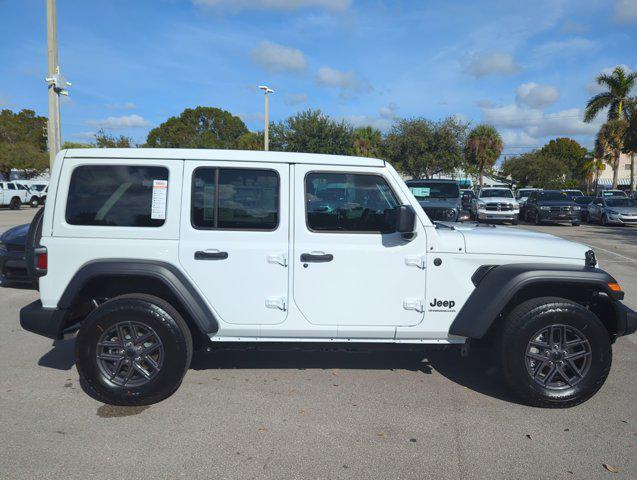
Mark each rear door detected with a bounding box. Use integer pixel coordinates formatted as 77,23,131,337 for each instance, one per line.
179,161,290,326
292,165,427,328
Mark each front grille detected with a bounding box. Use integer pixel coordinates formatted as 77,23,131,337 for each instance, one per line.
485,203,513,211
424,207,455,221
550,206,572,212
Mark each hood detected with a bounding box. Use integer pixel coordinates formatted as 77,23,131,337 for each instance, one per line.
537,200,577,207
479,197,516,204
418,198,460,209
606,206,637,214
0,223,29,245
455,224,588,260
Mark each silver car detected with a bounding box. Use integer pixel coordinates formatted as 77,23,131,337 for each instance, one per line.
588,196,637,225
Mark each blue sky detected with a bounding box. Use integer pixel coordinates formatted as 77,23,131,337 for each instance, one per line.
1,0,636,155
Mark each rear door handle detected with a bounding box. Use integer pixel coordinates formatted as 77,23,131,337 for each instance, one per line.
195,250,229,260
300,252,333,263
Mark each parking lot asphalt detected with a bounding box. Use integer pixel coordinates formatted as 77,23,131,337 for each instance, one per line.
1,209,635,480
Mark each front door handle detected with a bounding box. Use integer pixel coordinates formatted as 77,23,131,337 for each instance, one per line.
300,252,333,263
195,250,229,260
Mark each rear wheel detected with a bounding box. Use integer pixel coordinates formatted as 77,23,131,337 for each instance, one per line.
9,197,21,210
76,294,193,406
498,297,611,408
29,196,39,208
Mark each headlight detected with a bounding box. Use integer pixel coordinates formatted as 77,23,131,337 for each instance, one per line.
572,206,581,210
540,206,550,210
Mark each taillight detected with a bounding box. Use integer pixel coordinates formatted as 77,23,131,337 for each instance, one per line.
34,247,47,276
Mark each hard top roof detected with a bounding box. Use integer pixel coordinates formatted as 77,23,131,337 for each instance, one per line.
61,148,386,168
405,178,458,183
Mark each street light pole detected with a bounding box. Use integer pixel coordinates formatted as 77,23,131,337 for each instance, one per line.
259,85,274,151
46,0,60,168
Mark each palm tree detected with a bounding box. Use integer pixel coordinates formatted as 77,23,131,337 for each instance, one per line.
584,66,637,122
352,126,382,158
465,124,503,186
625,98,637,191
582,151,605,194
595,119,629,189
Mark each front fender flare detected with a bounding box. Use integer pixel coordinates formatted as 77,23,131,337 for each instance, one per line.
449,263,621,339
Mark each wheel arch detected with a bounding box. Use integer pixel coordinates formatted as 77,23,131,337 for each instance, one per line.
449,263,624,340
59,260,218,348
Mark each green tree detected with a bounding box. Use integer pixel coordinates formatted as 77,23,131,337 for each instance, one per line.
94,129,134,148
624,99,637,191
584,66,637,122
270,109,354,155
596,119,629,189
465,124,503,186
236,131,264,151
539,137,588,187
352,126,382,158
384,117,468,178
146,107,248,148
62,141,91,149
0,109,48,180
501,151,571,189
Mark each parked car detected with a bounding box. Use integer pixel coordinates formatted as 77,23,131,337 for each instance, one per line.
597,189,627,198
0,223,29,285
19,148,636,407
524,190,581,226
572,196,595,222
405,179,469,222
515,188,539,218
471,187,519,224
0,181,39,209
562,189,584,199
587,196,637,225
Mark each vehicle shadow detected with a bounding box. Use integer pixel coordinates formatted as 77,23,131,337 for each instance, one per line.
36,340,520,404
190,344,521,405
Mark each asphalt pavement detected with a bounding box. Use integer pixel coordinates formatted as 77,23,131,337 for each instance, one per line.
1,208,635,480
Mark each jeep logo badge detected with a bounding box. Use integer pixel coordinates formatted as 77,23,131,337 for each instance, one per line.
429,298,455,309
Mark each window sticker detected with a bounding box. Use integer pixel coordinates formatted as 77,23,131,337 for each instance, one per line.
151,179,168,220
410,187,430,197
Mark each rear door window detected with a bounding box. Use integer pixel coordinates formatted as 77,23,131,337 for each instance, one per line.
65,165,169,227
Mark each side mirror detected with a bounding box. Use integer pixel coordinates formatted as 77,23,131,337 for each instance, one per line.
395,204,416,234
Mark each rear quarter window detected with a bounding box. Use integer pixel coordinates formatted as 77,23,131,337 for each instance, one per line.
65,165,169,227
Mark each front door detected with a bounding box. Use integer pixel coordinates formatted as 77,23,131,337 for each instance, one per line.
292,165,427,328
179,161,289,325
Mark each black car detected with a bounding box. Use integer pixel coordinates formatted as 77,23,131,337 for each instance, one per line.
572,196,594,222
405,179,469,222
0,223,30,285
460,189,475,210
524,190,581,226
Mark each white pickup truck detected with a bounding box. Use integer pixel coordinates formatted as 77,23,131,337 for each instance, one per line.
0,181,39,209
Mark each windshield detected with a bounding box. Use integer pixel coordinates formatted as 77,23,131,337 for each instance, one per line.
480,189,513,198
602,191,627,197
30,184,46,192
563,190,583,197
516,189,534,198
408,182,459,199
606,198,635,207
539,191,569,201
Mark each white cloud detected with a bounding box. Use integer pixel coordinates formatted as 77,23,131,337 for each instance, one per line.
193,0,351,12
515,82,559,109
316,67,370,92
379,103,399,119
251,41,307,73
284,93,308,105
461,52,520,78
481,103,544,128
614,0,637,24
533,37,599,60
88,114,150,129
106,102,136,110
340,115,393,131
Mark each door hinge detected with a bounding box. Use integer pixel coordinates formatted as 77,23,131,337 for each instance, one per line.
265,296,287,311
405,255,426,269
267,253,288,267
403,298,425,313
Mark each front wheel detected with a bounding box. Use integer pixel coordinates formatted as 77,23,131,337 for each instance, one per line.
76,294,193,406
499,297,611,408
9,197,21,210
29,196,39,208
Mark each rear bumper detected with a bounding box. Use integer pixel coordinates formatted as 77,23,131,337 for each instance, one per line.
19,300,70,339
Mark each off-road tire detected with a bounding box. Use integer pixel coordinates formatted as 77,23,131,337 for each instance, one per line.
572,222,580,227
29,196,39,208
499,296,611,408
76,294,193,406
9,197,21,210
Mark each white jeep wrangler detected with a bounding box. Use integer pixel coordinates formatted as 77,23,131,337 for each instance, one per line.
0,181,40,209
20,149,636,407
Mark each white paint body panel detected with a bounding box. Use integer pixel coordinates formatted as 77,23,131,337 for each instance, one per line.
38,149,594,344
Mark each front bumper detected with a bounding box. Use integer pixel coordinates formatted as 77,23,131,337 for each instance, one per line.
538,210,581,222
477,209,519,221
615,301,637,337
605,214,637,225
0,248,29,285
20,300,70,339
